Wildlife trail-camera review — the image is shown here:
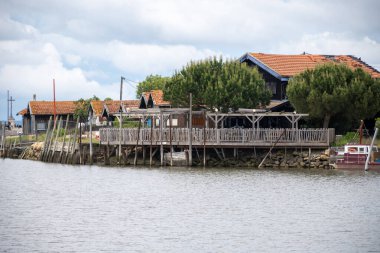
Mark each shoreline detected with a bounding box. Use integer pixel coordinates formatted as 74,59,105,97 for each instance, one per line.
2,141,333,170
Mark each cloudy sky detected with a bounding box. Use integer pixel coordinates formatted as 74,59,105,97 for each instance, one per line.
1,0,380,121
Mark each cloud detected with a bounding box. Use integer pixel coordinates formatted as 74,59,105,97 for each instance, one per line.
0,41,122,119
104,41,220,76
274,32,380,70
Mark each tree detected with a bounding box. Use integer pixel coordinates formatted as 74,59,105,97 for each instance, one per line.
287,63,380,128
74,95,100,122
164,57,271,112
136,74,171,98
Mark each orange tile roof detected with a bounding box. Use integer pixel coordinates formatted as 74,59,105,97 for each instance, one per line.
16,108,28,116
104,100,140,114
29,101,76,115
90,100,104,116
249,53,380,78
142,90,170,106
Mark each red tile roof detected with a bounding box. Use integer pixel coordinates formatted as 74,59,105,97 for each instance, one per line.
29,101,77,115
249,53,380,78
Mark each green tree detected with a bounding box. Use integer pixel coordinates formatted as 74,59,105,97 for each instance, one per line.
287,63,380,128
136,74,171,98
74,95,100,122
164,57,271,112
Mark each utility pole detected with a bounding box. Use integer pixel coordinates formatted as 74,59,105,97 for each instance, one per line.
7,90,9,124
7,91,15,127
118,76,125,164
9,96,15,119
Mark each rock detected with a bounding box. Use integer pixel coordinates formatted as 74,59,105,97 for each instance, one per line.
320,154,329,161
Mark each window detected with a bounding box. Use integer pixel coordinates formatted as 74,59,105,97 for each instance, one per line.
267,82,277,95
166,118,178,126
37,122,46,131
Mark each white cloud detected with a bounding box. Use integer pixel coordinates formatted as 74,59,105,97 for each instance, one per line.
104,41,220,76
274,32,380,71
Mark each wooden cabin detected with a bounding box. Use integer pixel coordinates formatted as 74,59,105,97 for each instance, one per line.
18,101,76,134
240,53,380,112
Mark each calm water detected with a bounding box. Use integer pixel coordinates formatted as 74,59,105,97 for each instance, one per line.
1,159,380,252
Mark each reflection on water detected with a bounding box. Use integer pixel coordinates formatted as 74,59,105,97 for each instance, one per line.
1,159,380,252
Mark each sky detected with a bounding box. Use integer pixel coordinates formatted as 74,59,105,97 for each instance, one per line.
1,0,380,122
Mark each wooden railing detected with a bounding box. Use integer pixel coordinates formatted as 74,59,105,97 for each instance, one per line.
99,128,335,147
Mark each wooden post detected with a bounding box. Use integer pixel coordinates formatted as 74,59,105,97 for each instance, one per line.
134,117,142,166
64,129,73,164
89,110,93,165
59,115,69,163
169,114,173,166
49,116,62,162
45,116,57,162
39,116,52,161
70,118,80,164
160,110,164,166
143,146,146,165
150,116,153,166
118,76,125,165
79,120,82,164
308,147,311,169
188,93,192,166
203,111,206,167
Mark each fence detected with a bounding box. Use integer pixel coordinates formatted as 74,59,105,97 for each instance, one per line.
99,127,335,147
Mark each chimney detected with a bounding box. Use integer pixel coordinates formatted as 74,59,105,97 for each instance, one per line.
33,94,36,101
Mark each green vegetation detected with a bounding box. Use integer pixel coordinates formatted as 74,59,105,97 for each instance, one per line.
113,118,140,128
287,63,380,129
136,74,171,98
164,57,271,112
74,95,100,122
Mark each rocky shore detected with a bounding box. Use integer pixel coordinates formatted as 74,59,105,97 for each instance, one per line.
12,142,332,169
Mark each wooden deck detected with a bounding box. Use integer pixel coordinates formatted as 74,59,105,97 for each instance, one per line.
99,128,335,148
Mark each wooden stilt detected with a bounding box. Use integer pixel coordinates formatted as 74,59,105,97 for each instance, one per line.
169,114,173,166
134,118,142,166
49,116,62,162
150,116,153,166
160,111,164,166
59,115,69,163
40,116,52,161
89,111,93,165
70,118,80,165
143,146,146,165
203,111,206,166
45,116,58,162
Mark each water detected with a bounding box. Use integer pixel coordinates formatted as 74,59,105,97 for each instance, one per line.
1,159,380,252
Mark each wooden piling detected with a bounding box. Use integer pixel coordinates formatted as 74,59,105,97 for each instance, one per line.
89,111,93,165
45,116,58,162
50,116,62,162
150,116,153,166
134,118,142,166
160,111,163,166
70,118,80,165
40,117,52,161
59,115,70,163
188,93,192,166
169,114,173,166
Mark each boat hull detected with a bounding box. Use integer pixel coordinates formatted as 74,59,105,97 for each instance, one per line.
331,162,380,171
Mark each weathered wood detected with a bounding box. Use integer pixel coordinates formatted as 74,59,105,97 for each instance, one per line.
70,118,80,165
59,115,70,163
258,129,287,168
99,128,333,148
49,116,62,162
40,116,53,161
134,118,142,166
